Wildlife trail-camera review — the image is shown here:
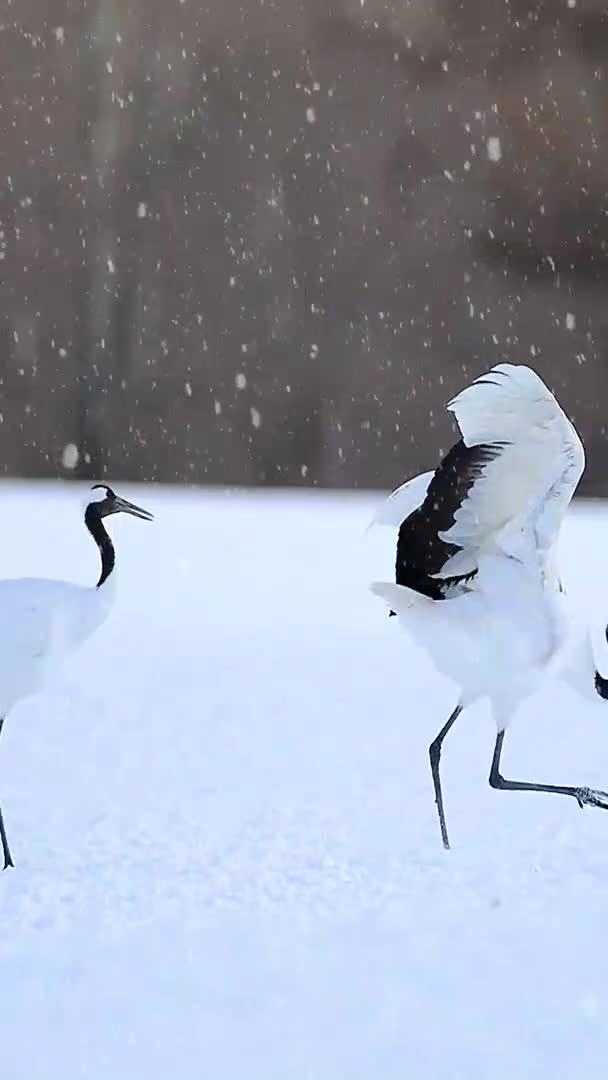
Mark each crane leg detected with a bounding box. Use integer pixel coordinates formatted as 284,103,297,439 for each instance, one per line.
0,718,14,870
429,703,463,851
489,730,608,811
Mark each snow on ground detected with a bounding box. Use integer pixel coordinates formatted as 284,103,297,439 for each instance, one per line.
1,482,608,1078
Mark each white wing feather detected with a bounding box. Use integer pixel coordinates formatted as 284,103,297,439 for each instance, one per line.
369,363,584,596
370,580,430,613
436,364,584,579
368,470,434,530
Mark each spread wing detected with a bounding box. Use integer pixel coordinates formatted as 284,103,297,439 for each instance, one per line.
373,364,585,600
438,364,584,577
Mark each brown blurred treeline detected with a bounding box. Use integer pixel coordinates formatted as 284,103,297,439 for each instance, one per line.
2,0,608,491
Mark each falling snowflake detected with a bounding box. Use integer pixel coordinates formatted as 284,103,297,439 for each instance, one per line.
61,444,79,470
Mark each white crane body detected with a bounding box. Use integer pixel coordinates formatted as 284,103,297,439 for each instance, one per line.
0,485,152,868
370,365,608,848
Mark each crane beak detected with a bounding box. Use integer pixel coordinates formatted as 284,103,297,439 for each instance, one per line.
113,496,154,522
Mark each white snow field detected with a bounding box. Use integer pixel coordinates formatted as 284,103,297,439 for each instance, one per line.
1,482,608,1078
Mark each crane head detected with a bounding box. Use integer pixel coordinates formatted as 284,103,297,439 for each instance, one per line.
86,484,154,522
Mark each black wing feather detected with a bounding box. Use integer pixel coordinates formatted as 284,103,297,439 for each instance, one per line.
395,439,504,600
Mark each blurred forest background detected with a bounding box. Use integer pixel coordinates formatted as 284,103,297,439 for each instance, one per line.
2,0,608,491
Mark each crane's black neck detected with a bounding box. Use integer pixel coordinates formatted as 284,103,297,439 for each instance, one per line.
595,671,608,700
84,505,115,587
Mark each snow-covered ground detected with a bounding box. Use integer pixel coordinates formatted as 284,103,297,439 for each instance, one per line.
1,482,608,1078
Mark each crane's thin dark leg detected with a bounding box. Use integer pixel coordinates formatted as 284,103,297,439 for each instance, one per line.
0,718,13,870
429,703,463,851
489,730,608,812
